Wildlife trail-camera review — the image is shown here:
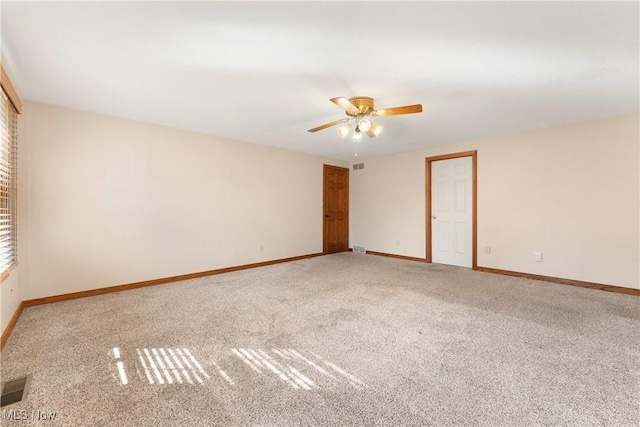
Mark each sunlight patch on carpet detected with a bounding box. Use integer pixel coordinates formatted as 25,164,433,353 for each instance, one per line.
109,347,366,390
228,348,367,390
110,347,213,386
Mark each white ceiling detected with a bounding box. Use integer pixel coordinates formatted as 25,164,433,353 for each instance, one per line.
2,1,638,160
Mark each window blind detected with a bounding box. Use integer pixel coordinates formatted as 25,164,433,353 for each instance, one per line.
0,87,18,275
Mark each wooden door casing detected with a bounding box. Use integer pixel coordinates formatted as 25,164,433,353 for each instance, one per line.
323,165,349,254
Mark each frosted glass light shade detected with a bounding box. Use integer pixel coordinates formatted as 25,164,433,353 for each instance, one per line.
368,123,383,138
358,118,371,132
337,125,350,138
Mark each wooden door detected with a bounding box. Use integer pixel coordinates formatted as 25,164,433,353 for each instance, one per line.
426,151,477,269
431,156,473,267
323,165,349,254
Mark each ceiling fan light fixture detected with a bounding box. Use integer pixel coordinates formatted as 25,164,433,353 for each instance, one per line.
337,125,350,138
307,96,422,141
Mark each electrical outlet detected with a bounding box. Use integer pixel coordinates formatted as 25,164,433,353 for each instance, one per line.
534,252,543,262
396,240,400,246
260,245,264,252
485,247,491,254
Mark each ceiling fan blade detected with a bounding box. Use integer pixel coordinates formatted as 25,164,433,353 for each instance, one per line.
373,104,423,117
307,118,350,133
330,97,360,115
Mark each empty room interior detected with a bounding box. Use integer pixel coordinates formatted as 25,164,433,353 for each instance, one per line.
1,2,639,426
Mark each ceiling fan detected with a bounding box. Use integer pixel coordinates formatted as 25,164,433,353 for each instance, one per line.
307,96,423,141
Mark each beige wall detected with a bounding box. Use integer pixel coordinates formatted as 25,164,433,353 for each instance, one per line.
351,114,640,289
18,101,346,301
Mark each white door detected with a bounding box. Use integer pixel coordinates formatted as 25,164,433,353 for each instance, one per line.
431,156,472,267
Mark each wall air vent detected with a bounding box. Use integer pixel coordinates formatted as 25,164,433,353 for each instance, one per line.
353,245,366,254
352,163,365,171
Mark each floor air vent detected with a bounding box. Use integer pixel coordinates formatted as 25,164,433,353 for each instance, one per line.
1,375,31,407
353,245,366,254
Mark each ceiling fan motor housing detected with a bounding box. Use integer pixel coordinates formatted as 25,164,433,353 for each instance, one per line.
347,97,375,116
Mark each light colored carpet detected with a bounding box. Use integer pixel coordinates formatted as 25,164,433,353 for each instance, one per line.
1,253,639,426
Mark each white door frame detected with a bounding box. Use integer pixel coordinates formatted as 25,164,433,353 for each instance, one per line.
425,150,477,269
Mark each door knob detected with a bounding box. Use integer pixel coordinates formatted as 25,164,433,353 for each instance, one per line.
432,215,437,220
